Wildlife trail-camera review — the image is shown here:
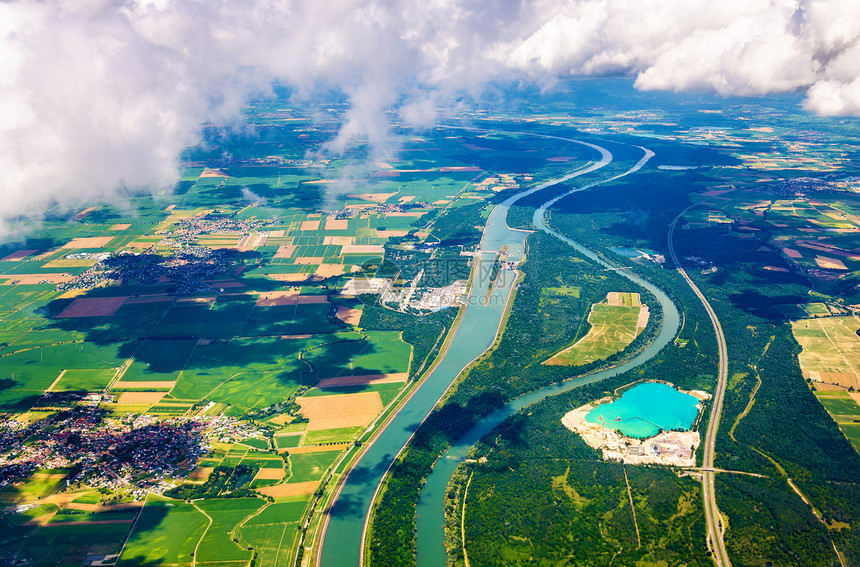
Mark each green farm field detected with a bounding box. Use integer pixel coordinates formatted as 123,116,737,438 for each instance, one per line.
302,426,363,445
815,391,860,453
19,522,131,566
194,498,265,563
545,295,645,366
287,451,341,483
120,498,209,565
237,498,309,567
302,331,411,379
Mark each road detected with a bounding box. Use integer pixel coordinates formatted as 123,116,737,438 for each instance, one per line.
668,213,732,567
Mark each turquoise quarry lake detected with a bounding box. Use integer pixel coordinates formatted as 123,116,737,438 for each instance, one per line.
585,382,700,438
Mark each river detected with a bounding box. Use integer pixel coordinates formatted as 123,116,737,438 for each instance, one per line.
318,137,678,567
414,145,681,566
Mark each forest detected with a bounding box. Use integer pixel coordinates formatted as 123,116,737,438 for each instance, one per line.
367,140,860,565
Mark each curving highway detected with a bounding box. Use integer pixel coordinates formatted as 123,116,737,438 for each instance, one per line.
668,212,732,567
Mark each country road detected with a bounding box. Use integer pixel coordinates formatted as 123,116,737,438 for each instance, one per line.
668,213,732,567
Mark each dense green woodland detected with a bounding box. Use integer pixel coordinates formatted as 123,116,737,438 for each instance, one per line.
452,400,709,566
549,168,860,565
367,226,676,566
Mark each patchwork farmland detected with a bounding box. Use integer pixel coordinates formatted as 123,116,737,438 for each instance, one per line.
0,110,589,565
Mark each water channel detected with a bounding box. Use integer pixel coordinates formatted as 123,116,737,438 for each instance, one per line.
414,145,681,566
319,137,680,567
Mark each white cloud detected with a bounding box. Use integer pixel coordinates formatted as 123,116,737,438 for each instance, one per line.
0,0,859,229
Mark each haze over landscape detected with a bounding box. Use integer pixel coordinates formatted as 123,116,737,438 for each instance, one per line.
2,0,860,228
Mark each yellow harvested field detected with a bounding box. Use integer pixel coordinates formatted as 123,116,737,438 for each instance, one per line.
188,467,214,481
637,306,650,329
58,289,87,299
124,241,156,248
273,245,297,258
315,264,345,277
432,200,451,205
334,306,362,325
286,444,351,454
341,245,385,255
297,295,329,304
35,519,133,526
385,211,428,217
348,193,396,203
113,381,176,389
1,249,37,261
176,296,215,304
39,491,141,511
42,258,98,268
325,217,349,230
41,492,88,507
815,381,848,392
73,207,98,221
63,237,114,249
238,234,266,248
256,290,300,306
117,392,165,404
258,481,318,497
295,257,323,265
820,372,860,389
268,273,313,282
58,296,127,318
439,166,481,172
792,316,860,385
297,392,383,430
64,502,142,512
606,292,641,307
814,256,848,270
199,168,228,178
376,230,409,238
300,220,320,231
323,236,355,246
110,224,131,231
30,473,68,480
254,468,285,480
3,274,77,285
316,373,407,388
783,248,802,258
268,414,297,426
